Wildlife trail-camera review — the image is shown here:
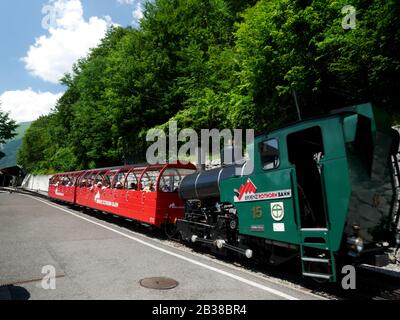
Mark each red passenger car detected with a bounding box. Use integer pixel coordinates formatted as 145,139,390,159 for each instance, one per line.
48,171,83,203
48,163,196,227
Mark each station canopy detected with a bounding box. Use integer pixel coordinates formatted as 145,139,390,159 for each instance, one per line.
0,165,25,177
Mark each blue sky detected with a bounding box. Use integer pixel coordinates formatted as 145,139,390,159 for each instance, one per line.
0,0,144,123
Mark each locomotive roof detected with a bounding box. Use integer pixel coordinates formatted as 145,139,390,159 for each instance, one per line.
257,103,376,139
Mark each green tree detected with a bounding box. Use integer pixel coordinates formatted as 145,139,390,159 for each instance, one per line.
0,107,18,160
231,0,400,131
17,114,72,174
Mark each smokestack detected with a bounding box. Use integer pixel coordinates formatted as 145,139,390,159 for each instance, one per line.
196,147,206,171
222,138,235,166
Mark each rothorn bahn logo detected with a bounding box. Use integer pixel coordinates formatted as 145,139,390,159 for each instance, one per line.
234,179,292,203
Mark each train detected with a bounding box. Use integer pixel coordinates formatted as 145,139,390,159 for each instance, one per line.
48,103,400,282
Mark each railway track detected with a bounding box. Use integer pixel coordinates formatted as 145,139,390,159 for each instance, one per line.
4,187,400,300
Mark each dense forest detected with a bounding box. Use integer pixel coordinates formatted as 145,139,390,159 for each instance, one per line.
18,0,400,174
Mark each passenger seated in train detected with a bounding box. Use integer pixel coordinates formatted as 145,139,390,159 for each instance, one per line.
115,181,123,190
143,181,155,192
129,182,137,190
161,185,171,192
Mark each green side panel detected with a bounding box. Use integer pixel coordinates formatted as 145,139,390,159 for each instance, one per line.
343,115,358,143
220,168,300,244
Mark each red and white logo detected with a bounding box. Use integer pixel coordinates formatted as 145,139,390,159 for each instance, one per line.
236,179,257,201
94,191,119,208
55,187,64,197
234,179,292,203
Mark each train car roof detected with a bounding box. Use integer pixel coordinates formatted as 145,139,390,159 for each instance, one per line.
50,161,196,177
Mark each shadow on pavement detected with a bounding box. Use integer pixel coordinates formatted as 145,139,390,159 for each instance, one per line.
0,285,31,300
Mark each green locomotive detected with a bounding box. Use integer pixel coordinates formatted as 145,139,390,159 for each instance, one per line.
177,103,400,282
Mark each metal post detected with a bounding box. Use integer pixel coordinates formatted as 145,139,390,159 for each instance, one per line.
292,89,302,121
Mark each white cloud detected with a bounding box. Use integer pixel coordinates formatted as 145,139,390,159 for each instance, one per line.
116,0,143,27
132,2,144,21
22,0,115,84
0,89,63,122
117,0,134,4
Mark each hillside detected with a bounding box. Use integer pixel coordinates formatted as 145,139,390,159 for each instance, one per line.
0,122,31,168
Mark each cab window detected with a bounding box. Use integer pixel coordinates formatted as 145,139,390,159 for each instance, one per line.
259,138,280,170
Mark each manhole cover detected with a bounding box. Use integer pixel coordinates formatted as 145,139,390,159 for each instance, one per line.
140,277,179,290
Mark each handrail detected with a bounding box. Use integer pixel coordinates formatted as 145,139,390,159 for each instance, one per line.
319,162,331,230
392,152,400,228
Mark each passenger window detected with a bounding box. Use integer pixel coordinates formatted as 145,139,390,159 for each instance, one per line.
76,175,83,187
94,171,107,188
63,175,72,186
86,173,97,187
78,173,90,187
70,175,77,186
51,176,60,186
112,170,128,189
125,171,140,190
259,139,280,170
60,176,67,186
66,176,73,186
140,171,159,192
159,169,196,192
102,171,116,189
